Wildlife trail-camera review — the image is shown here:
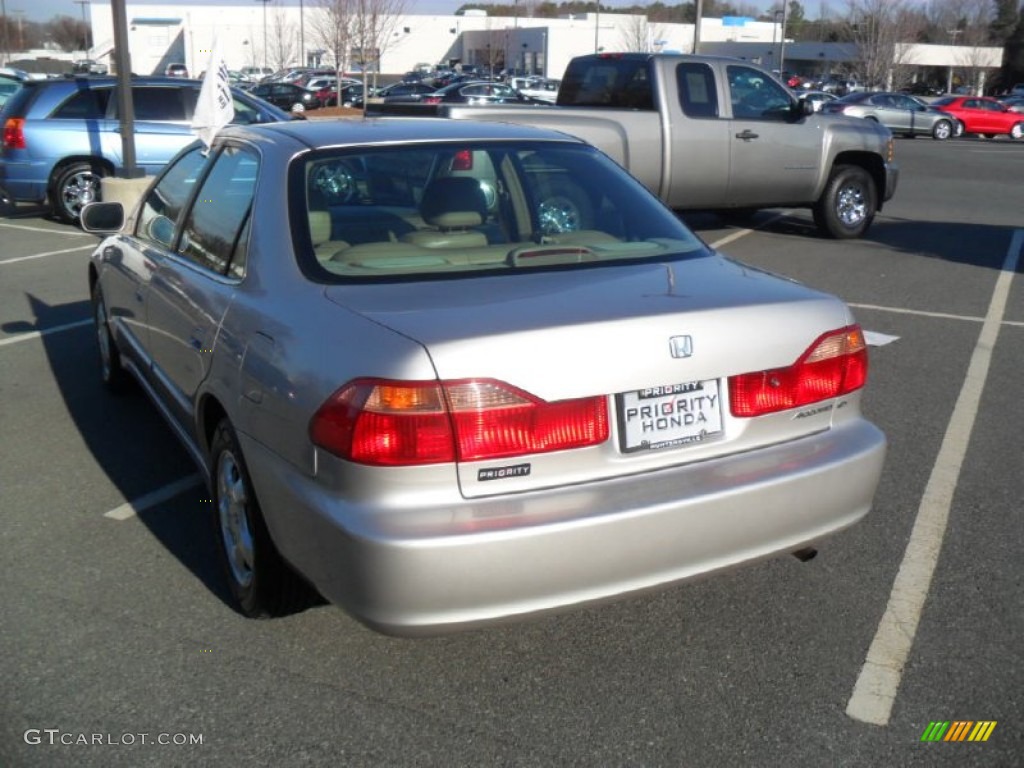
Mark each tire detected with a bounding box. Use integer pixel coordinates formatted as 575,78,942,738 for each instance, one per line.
1011,123,1024,140
812,164,877,240
209,419,309,617
91,282,131,393
51,161,107,224
931,120,953,140
537,179,594,235
953,120,965,138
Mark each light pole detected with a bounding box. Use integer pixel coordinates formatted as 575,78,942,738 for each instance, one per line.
255,0,270,70
778,3,789,75
73,0,90,53
594,1,600,53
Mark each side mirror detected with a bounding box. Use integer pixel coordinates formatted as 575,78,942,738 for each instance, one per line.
80,201,125,234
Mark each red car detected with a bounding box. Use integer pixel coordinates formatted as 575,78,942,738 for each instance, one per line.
931,96,1024,139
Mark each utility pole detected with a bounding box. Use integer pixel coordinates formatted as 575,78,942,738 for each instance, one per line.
73,0,90,53
693,0,703,54
255,0,271,70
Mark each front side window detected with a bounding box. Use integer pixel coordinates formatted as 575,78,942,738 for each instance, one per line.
291,142,706,281
136,147,211,248
728,65,794,120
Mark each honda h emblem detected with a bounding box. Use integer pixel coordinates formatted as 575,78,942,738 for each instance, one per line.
669,335,693,359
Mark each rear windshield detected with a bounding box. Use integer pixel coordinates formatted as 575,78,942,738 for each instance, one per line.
558,56,655,109
290,141,705,282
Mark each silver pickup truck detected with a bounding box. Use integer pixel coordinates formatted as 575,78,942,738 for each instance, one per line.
378,53,899,240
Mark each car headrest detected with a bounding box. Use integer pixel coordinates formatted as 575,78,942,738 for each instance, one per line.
420,176,487,229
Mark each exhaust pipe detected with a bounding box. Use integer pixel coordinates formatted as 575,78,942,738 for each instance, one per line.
792,547,818,562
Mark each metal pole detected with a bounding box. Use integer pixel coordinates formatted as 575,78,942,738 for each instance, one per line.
255,0,270,70
594,1,599,53
111,0,141,177
779,2,789,75
299,0,304,67
1,0,10,64
693,0,703,54
73,0,90,53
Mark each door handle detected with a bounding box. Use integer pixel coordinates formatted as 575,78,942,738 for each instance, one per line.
735,129,759,141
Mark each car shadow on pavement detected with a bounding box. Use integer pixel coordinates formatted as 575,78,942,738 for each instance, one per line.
686,211,1023,273
4,292,237,610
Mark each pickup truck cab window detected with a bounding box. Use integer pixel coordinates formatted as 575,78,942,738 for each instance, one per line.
676,62,718,119
727,65,794,121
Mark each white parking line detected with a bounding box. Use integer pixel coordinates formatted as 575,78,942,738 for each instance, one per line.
846,228,1022,726
0,221,93,236
0,244,95,265
0,319,93,348
707,210,794,249
104,474,204,521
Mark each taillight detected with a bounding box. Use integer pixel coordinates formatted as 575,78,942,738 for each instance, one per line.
451,149,473,171
3,118,26,150
422,96,441,105
310,378,609,466
728,325,868,418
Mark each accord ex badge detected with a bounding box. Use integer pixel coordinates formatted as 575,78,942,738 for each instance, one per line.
669,335,693,359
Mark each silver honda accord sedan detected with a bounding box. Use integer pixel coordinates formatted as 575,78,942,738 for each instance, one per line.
84,118,886,635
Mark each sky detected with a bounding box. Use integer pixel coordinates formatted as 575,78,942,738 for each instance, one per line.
16,0,931,26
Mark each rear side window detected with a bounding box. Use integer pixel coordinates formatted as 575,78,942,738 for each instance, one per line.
676,62,718,118
51,87,112,119
559,57,655,110
130,86,189,121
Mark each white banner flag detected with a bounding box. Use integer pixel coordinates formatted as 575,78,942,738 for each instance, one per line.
191,36,235,149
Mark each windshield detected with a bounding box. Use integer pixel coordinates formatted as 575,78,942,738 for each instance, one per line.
291,141,707,281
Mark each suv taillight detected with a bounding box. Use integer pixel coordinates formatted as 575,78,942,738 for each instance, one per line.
728,325,868,417
310,378,609,466
3,118,26,150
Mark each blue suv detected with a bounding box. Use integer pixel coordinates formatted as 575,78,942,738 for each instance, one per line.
0,76,290,222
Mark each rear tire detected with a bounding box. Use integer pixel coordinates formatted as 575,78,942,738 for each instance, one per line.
52,161,107,224
1011,123,1024,140
812,164,877,240
210,419,310,617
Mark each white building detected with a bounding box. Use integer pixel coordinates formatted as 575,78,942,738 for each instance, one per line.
85,4,781,79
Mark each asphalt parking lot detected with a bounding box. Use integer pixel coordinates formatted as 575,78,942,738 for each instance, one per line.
1,135,1022,766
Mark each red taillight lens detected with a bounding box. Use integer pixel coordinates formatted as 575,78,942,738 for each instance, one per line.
728,325,868,418
451,149,474,171
422,96,441,105
3,118,26,150
310,378,609,466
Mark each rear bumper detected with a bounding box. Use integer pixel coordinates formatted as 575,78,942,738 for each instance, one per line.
0,157,50,203
242,419,886,636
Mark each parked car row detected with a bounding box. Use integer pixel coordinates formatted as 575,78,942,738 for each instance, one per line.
820,91,1024,141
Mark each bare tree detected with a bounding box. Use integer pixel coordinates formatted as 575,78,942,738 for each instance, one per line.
45,15,88,52
311,0,354,73
349,0,410,85
942,0,997,92
618,14,669,53
270,3,299,71
843,0,926,88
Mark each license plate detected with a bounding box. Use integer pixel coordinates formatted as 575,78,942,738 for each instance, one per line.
616,380,723,453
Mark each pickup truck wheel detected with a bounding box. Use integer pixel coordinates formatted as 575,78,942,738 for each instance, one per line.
813,164,876,239
210,419,310,618
52,162,107,224
932,120,953,140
